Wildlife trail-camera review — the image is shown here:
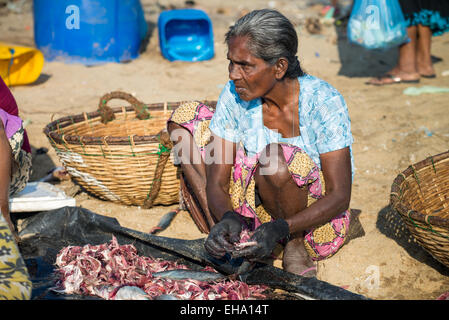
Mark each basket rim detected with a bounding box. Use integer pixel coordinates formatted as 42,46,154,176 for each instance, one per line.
390,149,449,228
43,100,217,146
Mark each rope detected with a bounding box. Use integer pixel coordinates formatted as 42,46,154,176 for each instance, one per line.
97,91,151,124
430,156,437,174
143,130,173,209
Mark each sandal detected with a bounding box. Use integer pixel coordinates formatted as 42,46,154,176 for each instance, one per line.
366,74,420,86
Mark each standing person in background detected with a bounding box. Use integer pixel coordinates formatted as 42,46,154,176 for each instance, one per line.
0,76,32,299
368,0,449,85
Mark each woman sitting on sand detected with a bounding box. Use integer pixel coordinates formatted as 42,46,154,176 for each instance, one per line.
167,9,354,278
0,76,32,299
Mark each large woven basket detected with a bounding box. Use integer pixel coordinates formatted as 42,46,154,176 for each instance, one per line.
44,91,216,208
390,150,449,268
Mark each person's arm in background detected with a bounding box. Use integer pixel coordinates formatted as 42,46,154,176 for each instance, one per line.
0,127,31,297
0,119,18,242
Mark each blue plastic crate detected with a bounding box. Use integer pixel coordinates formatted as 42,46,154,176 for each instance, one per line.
33,0,148,65
158,9,214,62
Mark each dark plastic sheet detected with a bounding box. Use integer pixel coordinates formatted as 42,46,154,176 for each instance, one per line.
18,206,368,300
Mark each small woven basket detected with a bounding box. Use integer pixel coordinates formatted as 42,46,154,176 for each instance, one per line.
44,91,216,209
390,150,449,268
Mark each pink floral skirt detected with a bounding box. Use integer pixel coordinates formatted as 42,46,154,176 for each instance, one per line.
168,101,350,261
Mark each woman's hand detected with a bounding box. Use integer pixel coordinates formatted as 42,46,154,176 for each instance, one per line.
204,210,243,258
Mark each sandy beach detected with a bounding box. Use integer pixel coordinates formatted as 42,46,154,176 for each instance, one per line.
1,0,449,299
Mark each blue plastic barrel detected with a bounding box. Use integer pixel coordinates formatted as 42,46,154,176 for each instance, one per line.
33,0,148,65
158,9,214,62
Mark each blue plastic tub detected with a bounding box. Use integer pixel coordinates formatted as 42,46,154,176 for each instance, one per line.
158,9,214,62
33,0,148,65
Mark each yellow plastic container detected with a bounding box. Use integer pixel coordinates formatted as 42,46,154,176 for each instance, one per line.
0,42,44,86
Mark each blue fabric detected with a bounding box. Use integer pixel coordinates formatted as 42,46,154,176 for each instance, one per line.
209,74,355,178
405,9,449,36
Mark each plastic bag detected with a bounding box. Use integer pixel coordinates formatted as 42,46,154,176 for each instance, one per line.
347,0,409,50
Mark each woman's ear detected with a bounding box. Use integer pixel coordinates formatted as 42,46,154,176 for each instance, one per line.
274,57,288,80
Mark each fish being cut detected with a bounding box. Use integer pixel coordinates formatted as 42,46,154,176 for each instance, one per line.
233,229,258,251
234,241,258,250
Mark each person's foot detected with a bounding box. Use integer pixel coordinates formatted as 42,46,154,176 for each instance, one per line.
282,236,317,277
416,64,436,78
367,69,420,86
416,52,436,78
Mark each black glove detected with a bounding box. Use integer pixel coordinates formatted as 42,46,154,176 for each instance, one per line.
204,211,243,258
231,218,290,260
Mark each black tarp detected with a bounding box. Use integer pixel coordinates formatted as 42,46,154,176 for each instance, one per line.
17,206,368,300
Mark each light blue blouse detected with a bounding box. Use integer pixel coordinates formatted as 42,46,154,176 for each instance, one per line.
209,74,354,177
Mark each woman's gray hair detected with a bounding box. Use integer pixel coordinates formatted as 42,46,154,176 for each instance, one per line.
225,9,304,78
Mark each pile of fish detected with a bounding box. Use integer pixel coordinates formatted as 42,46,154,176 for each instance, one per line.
52,236,268,300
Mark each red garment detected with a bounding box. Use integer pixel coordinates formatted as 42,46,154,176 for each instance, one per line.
0,77,31,153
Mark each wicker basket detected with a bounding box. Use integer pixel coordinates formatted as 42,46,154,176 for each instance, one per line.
390,150,449,267
44,91,216,209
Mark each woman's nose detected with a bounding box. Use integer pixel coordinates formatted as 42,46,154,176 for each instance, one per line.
228,64,241,81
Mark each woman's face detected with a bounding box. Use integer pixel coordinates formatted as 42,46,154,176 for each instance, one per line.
227,36,277,101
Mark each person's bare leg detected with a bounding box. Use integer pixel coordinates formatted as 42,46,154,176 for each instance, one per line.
368,26,420,84
168,122,215,228
416,24,435,77
254,143,316,277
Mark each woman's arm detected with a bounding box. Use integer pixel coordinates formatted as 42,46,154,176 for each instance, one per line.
204,133,243,257
0,120,18,241
205,133,237,221
0,120,11,215
286,147,352,235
